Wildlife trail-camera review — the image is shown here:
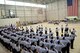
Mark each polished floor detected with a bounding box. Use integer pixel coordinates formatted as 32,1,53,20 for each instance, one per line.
0,22,80,53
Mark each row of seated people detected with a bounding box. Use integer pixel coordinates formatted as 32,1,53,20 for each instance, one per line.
0,24,76,53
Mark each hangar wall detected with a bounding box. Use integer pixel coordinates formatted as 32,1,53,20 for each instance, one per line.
0,18,19,26
46,0,80,21
0,5,46,24
46,0,67,21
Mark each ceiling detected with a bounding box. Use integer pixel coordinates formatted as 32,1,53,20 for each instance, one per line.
10,0,56,4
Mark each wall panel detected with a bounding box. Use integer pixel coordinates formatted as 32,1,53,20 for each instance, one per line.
46,0,67,21
0,18,19,26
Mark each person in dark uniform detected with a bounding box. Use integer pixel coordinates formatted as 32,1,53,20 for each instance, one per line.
33,49,39,53
30,28,34,32
64,31,69,37
56,28,59,37
61,37,70,53
65,25,69,33
30,28,34,36
16,43,21,53
45,27,48,34
26,27,29,34
41,25,43,31
61,34,63,37
10,24,14,30
70,31,76,49
72,28,76,35
49,28,53,39
39,29,43,35
0,29,2,35
12,43,21,53
49,45,58,53
36,26,39,34
49,28,52,33
12,43,16,53
54,41,65,53
21,27,24,31
38,25,40,31
61,25,64,34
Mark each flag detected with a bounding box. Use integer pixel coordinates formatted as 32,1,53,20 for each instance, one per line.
67,0,78,16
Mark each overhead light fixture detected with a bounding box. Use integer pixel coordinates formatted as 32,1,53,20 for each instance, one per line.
0,0,5,4
0,0,46,8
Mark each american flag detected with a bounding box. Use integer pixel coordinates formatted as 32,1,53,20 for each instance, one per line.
67,0,78,16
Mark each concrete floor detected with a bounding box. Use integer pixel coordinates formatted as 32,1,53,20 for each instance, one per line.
0,43,10,53
0,22,80,53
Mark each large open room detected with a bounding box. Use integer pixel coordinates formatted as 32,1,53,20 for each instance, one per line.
0,0,80,53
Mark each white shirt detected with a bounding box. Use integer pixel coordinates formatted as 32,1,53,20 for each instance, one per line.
21,49,30,53
20,41,31,47
54,43,65,52
60,39,70,46
15,45,20,52
37,46,47,53
54,39,60,44
48,50,57,53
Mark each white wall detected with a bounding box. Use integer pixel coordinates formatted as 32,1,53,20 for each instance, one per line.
46,0,67,21
18,7,46,23
0,5,46,23
13,6,45,23
0,18,19,26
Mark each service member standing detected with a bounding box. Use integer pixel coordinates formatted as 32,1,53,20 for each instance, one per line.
45,27,48,34
61,25,64,34
65,25,69,33
70,30,76,49
56,28,59,37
